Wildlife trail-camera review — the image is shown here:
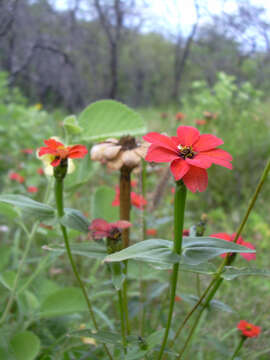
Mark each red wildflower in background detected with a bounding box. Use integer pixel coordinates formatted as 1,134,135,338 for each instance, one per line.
9,172,25,184
37,167,44,175
112,186,147,209
146,228,157,236
237,320,261,338
27,186,38,193
21,148,33,154
38,138,87,167
175,296,182,302
175,112,186,121
183,229,190,236
195,119,206,126
210,232,256,261
143,126,232,192
89,218,132,240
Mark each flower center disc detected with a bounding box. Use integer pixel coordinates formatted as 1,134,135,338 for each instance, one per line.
177,144,195,159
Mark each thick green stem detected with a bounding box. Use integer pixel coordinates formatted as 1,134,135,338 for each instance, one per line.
157,181,187,360
118,290,127,353
176,158,270,359
230,337,246,360
54,178,113,360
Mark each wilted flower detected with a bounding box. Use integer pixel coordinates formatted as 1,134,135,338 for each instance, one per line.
9,172,25,184
203,111,217,120
90,135,148,170
37,138,87,176
237,320,261,338
143,126,232,192
89,218,132,241
210,232,256,261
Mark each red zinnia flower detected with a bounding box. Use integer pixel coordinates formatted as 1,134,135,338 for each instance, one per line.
38,138,88,167
89,218,132,240
112,186,147,209
27,186,38,193
210,232,256,261
143,126,232,192
183,229,190,236
146,228,157,236
195,119,206,126
175,296,182,302
175,112,186,120
9,172,25,184
237,320,261,338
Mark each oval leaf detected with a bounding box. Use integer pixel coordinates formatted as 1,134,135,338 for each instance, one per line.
222,266,270,280
61,208,90,233
79,100,146,141
10,331,40,360
43,242,107,260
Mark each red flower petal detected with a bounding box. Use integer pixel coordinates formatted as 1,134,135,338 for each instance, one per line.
182,166,208,192
145,144,179,163
44,138,64,150
240,241,256,261
131,192,147,209
38,147,58,156
67,145,88,158
89,218,110,239
176,126,200,146
199,149,233,169
237,320,261,337
185,154,212,169
170,159,190,181
51,158,61,167
110,220,132,230
143,132,177,152
193,134,224,152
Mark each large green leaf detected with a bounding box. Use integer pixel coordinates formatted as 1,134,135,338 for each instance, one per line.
92,186,118,222
0,195,55,220
104,239,180,265
179,293,233,313
222,266,270,280
39,287,87,318
10,331,40,360
79,100,147,141
43,242,107,260
63,115,82,135
182,236,256,265
0,202,19,220
61,208,90,233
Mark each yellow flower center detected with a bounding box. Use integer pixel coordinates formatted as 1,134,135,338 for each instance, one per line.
177,145,195,159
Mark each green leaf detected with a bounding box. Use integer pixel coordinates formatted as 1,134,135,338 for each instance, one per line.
0,202,19,220
63,115,82,134
179,293,233,313
0,245,11,271
104,239,180,265
79,100,146,141
43,242,107,260
108,262,125,290
61,208,90,233
222,266,270,280
92,186,118,222
10,331,40,360
0,195,55,220
39,287,87,318
182,236,256,265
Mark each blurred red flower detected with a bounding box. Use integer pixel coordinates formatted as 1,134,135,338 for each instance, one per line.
89,218,132,240
237,320,261,338
183,229,190,236
210,232,256,261
175,296,182,302
143,126,232,192
195,119,206,126
21,148,33,154
175,112,186,120
39,138,87,167
146,228,157,236
27,186,38,193
9,172,25,183
37,167,44,175
112,186,147,209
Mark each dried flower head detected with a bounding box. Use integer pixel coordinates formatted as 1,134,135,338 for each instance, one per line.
90,135,148,170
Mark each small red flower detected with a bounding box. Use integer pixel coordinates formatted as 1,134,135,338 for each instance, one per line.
21,148,33,154
237,320,261,338
27,186,38,193
9,172,25,184
195,119,206,126
146,228,157,236
175,112,186,121
210,232,256,261
175,296,182,302
38,138,88,167
183,229,190,236
112,186,147,209
131,180,138,187
143,126,232,192
89,218,132,240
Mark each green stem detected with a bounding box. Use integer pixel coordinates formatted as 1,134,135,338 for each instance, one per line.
230,337,246,360
118,290,127,353
54,178,113,360
0,178,53,325
157,181,187,360
176,158,270,358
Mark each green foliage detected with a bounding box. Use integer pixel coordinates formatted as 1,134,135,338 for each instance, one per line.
10,331,40,360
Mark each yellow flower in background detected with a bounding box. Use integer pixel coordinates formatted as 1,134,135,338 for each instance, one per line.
34,103,43,110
